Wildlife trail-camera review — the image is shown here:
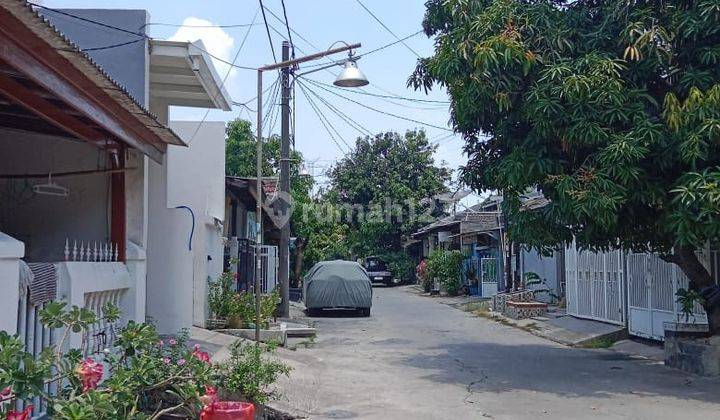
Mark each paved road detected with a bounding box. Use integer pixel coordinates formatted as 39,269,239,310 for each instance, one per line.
272,286,720,419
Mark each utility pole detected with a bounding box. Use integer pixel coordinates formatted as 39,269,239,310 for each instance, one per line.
278,41,291,317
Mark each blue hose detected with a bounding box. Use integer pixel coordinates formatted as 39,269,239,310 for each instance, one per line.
174,206,195,251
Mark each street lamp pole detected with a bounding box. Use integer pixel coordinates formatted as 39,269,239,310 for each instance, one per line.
254,42,363,343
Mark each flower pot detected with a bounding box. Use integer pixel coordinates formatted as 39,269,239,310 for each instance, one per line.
227,316,244,329
206,318,228,330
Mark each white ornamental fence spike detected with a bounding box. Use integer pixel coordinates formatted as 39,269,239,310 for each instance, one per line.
102,243,107,262
72,240,78,261
113,243,118,262
64,238,70,261
94,242,99,262
79,241,84,262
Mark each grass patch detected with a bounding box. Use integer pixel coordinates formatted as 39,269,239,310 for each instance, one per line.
522,322,541,332
580,336,617,349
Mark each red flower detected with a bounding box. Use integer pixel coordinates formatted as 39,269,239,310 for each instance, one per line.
192,345,211,364
192,348,211,364
199,385,218,406
75,359,104,392
0,386,12,402
7,405,32,420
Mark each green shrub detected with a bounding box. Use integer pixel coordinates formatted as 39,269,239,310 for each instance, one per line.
208,271,235,319
213,341,291,404
426,250,464,296
382,251,414,283
230,289,280,328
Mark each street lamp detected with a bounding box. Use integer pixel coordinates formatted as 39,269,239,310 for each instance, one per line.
253,42,367,343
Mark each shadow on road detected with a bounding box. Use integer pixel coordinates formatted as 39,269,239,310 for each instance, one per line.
306,309,366,318
398,341,720,405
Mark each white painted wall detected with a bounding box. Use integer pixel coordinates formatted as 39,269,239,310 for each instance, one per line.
0,129,110,262
0,232,23,333
146,121,226,333
522,249,559,303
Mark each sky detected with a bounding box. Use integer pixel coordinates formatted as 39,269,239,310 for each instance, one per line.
40,0,478,203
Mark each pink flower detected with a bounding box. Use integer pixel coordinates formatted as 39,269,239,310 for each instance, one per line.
7,405,32,420
75,359,103,392
168,339,178,346
157,340,164,347
0,386,13,401
177,358,186,366
192,348,211,364
193,344,201,351
162,357,171,365
199,385,218,406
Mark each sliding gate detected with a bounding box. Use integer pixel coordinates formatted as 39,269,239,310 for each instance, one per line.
627,252,718,340
565,241,625,325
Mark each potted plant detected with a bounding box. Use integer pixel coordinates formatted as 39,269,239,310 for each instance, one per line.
207,272,234,329
663,288,711,339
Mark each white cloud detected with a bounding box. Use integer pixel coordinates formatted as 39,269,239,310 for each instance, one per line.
168,17,236,83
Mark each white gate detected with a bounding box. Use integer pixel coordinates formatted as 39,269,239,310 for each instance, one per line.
627,252,718,341
565,241,625,325
258,245,278,293
480,257,499,297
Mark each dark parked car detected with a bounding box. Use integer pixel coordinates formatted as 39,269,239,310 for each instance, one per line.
363,256,397,286
304,260,372,316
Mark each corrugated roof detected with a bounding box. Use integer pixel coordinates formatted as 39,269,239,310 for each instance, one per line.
5,0,184,147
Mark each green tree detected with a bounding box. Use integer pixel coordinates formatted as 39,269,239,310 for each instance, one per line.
326,130,451,273
225,118,314,285
410,1,720,330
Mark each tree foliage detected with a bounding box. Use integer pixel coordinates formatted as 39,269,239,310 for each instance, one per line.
411,1,720,302
327,130,451,256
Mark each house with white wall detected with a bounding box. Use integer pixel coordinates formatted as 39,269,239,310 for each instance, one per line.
0,0,233,356
0,1,185,353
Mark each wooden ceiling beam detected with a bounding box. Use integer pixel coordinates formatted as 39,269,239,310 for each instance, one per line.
0,72,106,142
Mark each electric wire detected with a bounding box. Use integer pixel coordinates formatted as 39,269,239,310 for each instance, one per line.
297,79,373,137
258,0,278,63
280,0,295,58
296,81,349,155
79,38,145,52
298,81,350,150
355,0,422,58
302,77,453,132
187,7,260,144
302,77,449,104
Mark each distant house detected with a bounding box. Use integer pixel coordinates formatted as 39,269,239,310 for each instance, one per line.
224,177,283,294
409,193,563,301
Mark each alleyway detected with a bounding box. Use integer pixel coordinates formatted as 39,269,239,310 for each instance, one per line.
272,286,720,419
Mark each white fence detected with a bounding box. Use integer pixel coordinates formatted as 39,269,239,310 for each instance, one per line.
16,285,55,416
565,242,625,326
566,240,719,340
627,251,719,340
258,245,278,293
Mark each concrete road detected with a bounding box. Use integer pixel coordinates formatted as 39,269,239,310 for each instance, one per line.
271,286,720,419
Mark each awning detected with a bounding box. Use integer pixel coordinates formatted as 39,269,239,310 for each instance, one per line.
0,1,185,162
150,40,232,111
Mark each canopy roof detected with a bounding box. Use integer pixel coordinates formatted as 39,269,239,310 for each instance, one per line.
0,1,184,161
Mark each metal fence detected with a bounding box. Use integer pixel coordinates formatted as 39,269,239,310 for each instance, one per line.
565,241,626,326
230,239,278,294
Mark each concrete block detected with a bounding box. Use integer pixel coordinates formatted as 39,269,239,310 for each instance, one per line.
218,328,287,346
665,335,720,376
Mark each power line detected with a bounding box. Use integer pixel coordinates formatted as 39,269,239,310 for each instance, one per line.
297,79,373,137
296,81,349,155
299,81,350,150
187,7,260,144
141,22,257,30
79,38,145,52
302,77,453,132
303,77,449,104
280,0,295,58
355,0,422,58
29,2,148,39
258,0,278,63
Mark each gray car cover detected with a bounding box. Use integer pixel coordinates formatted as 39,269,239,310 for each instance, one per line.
304,260,372,309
